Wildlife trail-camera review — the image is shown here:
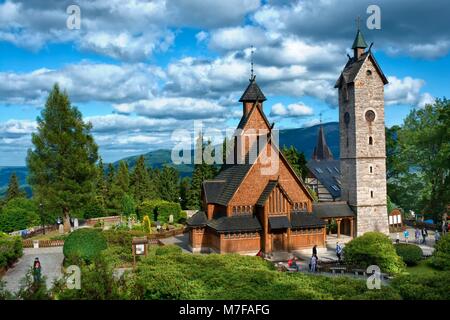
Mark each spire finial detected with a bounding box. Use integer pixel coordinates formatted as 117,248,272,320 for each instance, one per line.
356,16,361,30
250,45,254,80
319,112,323,124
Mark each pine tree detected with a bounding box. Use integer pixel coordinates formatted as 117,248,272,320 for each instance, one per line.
27,84,99,232
179,176,191,209
116,161,130,193
281,145,308,180
105,163,122,214
131,156,155,204
156,165,180,203
186,135,218,209
5,172,25,202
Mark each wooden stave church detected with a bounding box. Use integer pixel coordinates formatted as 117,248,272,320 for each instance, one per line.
187,75,327,254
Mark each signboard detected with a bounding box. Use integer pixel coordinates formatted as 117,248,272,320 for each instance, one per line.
135,244,145,255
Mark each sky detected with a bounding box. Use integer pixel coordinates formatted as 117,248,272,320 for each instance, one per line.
0,0,449,166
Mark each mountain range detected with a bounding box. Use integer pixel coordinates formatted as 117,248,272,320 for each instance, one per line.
0,122,339,196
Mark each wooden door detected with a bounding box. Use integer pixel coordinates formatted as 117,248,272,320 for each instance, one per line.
272,233,284,251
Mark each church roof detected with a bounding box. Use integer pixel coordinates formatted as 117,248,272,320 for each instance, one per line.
239,76,267,102
203,180,226,203
268,216,290,230
213,164,253,206
335,51,388,88
307,159,341,199
290,212,326,229
207,214,262,233
352,29,368,49
312,125,334,160
186,211,207,227
312,201,355,218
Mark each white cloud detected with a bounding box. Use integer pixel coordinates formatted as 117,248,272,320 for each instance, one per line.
416,92,435,108
270,102,314,117
385,76,428,107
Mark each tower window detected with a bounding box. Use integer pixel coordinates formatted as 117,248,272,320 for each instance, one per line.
370,191,374,198
369,136,373,145
369,166,373,173
366,70,372,76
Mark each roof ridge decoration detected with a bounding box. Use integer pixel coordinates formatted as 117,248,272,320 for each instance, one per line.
312,125,334,160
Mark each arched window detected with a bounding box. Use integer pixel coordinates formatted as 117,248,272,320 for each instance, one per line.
370,191,374,198
369,136,373,145
369,166,373,173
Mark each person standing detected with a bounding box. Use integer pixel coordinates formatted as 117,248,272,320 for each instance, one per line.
404,229,410,243
336,242,342,264
421,228,428,244
312,245,317,260
310,254,318,273
435,230,441,244
415,228,421,244
33,257,42,284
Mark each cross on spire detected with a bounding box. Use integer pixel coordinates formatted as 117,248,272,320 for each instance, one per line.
250,45,255,80
319,112,323,124
356,16,361,30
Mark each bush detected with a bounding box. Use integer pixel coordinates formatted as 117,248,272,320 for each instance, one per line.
0,198,40,233
0,232,23,269
138,199,181,223
430,233,450,270
343,232,406,274
394,243,423,266
124,245,400,300
178,211,187,224
143,216,151,233
391,272,450,300
63,228,107,264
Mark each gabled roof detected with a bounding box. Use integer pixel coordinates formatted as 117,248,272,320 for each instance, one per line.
307,159,341,199
213,164,253,206
312,201,355,219
312,126,334,160
203,180,226,203
335,51,388,88
207,214,262,233
290,212,326,229
239,76,266,102
186,211,207,227
256,180,293,206
237,99,272,130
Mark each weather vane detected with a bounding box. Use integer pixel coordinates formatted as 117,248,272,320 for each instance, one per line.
356,16,361,30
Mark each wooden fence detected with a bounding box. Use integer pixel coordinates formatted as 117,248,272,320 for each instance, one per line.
85,216,122,226
23,239,65,248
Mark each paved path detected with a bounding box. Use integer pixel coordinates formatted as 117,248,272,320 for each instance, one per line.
1,247,64,294
159,233,191,253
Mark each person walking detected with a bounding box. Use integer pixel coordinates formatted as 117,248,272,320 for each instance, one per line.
312,245,318,260
396,232,400,244
336,242,342,264
421,228,428,244
33,257,42,284
404,229,410,243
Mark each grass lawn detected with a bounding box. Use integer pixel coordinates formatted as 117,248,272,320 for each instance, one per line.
405,259,439,276
27,229,64,241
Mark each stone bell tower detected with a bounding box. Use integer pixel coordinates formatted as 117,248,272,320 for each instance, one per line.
335,27,390,236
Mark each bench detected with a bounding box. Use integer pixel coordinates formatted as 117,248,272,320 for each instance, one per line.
329,266,346,274
352,268,367,276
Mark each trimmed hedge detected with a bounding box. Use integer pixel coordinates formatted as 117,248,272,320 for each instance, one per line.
391,271,450,300
126,245,400,300
430,233,450,270
394,243,423,266
343,232,406,274
63,228,107,264
138,200,181,223
0,232,23,269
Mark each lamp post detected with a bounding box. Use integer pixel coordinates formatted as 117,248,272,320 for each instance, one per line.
39,203,45,235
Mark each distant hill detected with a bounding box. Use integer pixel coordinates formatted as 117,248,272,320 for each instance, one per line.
0,122,339,192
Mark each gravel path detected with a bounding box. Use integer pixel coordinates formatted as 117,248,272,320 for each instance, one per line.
1,247,64,294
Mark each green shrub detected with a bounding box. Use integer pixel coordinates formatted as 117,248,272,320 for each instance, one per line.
0,232,23,269
430,233,450,270
0,198,40,233
343,232,406,274
63,228,107,264
178,211,187,224
124,246,399,300
391,271,450,300
394,243,423,266
138,199,181,223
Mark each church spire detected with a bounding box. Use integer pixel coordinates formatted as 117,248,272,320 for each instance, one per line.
352,17,367,59
312,125,334,161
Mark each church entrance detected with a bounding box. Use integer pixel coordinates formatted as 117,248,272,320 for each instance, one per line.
271,232,284,251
